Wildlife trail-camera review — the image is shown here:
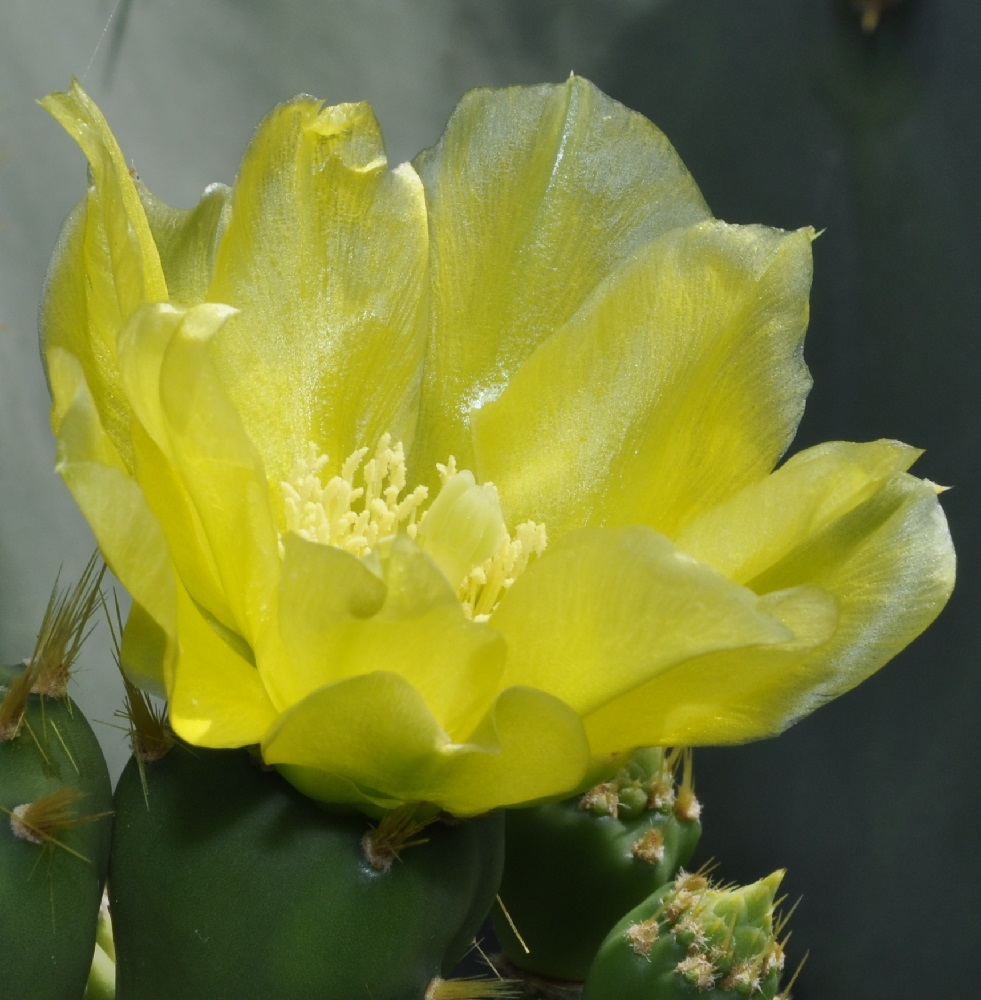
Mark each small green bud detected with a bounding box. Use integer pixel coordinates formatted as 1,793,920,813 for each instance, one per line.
583,869,793,1000
616,781,650,819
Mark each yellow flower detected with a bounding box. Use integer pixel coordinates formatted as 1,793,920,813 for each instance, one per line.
40,78,954,816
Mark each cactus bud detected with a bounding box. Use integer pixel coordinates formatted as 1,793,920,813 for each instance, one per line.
582,869,793,1000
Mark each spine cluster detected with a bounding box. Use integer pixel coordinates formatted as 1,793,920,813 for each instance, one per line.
0,558,113,1000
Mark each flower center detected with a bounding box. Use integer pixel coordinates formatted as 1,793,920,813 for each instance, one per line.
281,435,546,620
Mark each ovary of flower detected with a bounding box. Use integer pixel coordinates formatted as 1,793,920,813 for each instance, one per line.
282,435,547,619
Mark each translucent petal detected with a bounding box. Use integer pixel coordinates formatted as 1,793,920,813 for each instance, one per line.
262,674,589,816
439,684,591,814
257,535,387,710
42,211,93,416
57,457,175,697
169,582,277,747
204,97,429,487
411,75,711,483
681,444,956,706
262,535,503,737
116,304,231,627
156,305,280,642
46,347,126,471
770,472,954,707
675,439,921,583
582,443,955,750
474,221,814,536
581,585,839,751
262,674,448,809
120,602,171,699
40,81,167,468
48,349,174,693
414,471,507,590
492,525,802,715
138,180,231,307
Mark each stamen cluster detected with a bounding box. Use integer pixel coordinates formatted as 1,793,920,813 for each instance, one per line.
282,435,428,556
282,437,546,620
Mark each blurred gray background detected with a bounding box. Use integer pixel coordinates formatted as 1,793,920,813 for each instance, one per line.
2,2,978,997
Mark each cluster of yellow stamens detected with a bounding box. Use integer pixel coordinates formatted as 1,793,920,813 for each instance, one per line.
282,435,428,557
281,436,546,621
446,462,547,621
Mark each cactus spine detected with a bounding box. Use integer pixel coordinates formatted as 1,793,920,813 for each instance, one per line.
0,558,113,999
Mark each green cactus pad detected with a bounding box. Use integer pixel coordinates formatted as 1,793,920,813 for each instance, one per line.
494,749,701,981
0,662,114,1000
109,743,504,1000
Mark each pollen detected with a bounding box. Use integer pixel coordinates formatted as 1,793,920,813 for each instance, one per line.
281,436,546,619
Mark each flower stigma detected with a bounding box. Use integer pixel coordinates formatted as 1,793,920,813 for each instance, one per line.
281,435,546,621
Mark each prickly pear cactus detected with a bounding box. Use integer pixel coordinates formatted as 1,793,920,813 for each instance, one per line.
0,559,113,1000
109,738,506,1000
582,869,792,1000
494,748,702,981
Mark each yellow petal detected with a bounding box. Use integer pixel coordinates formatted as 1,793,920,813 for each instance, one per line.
492,525,801,715
57,458,175,696
138,181,231,307
263,535,503,736
473,221,814,536
257,535,387,709
777,472,954,706
437,685,591,814
155,305,280,642
263,673,451,810
675,439,921,583
116,304,231,627
48,349,174,693
108,300,271,657
120,602,172,699
40,80,168,468
690,445,955,704
168,582,277,747
204,97,429,486
581,585,839,751
411,75,711,484
262,674,589,815
46,347,126,471
584,441,955,749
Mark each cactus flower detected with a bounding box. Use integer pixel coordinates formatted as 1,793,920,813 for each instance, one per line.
40,77,954,816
